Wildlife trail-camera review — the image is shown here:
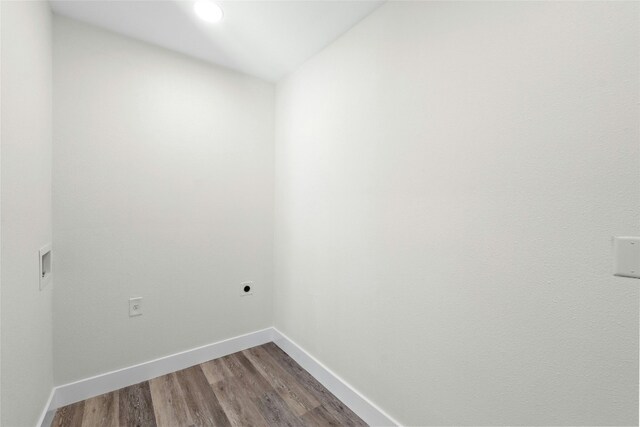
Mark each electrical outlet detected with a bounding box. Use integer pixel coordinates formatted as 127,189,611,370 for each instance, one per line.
129,297,142,317
240,281,254,296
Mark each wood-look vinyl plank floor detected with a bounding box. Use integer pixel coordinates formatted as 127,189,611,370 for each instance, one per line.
52,343,367,427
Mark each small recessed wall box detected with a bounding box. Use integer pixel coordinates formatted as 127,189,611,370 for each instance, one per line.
39,243,52,290
613,236,640,279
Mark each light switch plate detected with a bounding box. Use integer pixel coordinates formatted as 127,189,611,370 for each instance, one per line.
129,297,143,317
613,236,640,279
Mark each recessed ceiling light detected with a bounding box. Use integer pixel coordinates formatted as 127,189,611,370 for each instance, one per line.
194,1,224,23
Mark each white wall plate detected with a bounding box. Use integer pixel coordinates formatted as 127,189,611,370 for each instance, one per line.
613,236,640,279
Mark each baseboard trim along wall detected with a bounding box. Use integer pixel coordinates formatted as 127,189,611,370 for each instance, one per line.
39,327,399,427
42,327,274,424
36,389,56,427
272,328,401,427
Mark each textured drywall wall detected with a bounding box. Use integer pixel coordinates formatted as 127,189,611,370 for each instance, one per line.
274,2,639,425
1,1,54,425
53,16,274,384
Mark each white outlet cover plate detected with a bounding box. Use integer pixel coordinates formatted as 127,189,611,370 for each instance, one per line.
613,236,640,279
240,281,254,296
129,297,143,316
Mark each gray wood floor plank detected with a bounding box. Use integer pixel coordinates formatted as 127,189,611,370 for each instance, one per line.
243,345,319,416
253,390,305,427
53,401,85,427
118,382,157,427
81,391,118,427
300,404,343,426
321,399,368,427
174,366,231,427
221,353,274,399
211,377,269,427
149,372,194,427
200,358,234,385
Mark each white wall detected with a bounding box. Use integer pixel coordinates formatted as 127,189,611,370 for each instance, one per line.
53,16,274,385
275,2,639,425
1,1,54,425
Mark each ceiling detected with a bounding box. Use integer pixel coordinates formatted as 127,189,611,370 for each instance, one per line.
49,0,384,82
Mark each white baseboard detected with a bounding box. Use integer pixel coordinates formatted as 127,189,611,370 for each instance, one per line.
272,328,400,426
36,388,56,427
50,327,274,412
42,326,398,427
